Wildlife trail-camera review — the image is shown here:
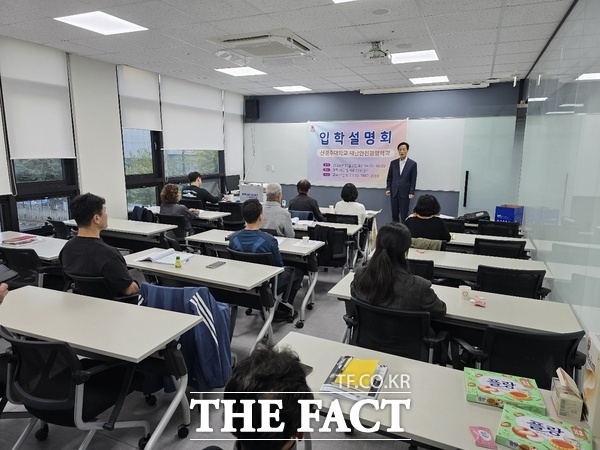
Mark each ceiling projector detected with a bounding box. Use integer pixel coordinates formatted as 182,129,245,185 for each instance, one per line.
361,41,390,64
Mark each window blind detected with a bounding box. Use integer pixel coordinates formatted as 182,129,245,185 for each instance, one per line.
117,65,161,131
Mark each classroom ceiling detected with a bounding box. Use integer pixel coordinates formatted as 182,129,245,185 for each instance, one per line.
0,0,580,96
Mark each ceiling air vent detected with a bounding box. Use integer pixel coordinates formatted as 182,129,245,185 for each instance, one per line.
212,29,318,60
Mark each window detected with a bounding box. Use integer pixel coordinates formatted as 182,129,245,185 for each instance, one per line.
164,150,220,178
122,128,164,210
13,159,64,182
16,196,69,231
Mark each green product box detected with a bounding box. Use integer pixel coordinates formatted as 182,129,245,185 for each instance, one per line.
464,368,546,415
496,404,592,450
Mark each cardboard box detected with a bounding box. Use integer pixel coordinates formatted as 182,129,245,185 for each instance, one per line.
495,204,524,224
496,404,593,450
552,377,583,421
583,332,600,436
464,368,546,415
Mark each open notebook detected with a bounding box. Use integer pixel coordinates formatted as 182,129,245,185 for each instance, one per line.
135,248,193,265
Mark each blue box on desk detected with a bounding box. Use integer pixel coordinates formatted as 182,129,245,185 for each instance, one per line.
495,204,524,224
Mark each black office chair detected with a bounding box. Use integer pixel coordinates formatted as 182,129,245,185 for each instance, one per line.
0,247,62,290
325,213,358,225
475,265,550,299
473,238,527,259
0,326,150,450
344,297,448,365
260,228,279,236
477,220,520,238
180,198,205,210
289,210,314,221
159,230,199,253
442,218,466,233
218,202,245,231
46,217,74,240
408,259,434,281
64,273,139,304
450,326,585,390
309,225,353,278
156,213,188,241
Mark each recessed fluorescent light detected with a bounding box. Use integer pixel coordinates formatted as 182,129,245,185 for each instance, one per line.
54,11,147,35
559,103,584,107
215,67,266,77
332,0,357,3
528,97,547,102
409,75,449,85
274,86,312,92
576,73,600,81
390,50,438,64
546,111,575,115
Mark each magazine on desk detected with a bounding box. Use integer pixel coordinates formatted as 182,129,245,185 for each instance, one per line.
135,248,193,265
320,355,388,402
1,234,40,246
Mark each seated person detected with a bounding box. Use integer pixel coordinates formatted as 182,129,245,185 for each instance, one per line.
160,183,197,232
405,194,451,242
351,222,446,318
288,179,324,222
229,199,303,321
206,344,313,450
181,171,223,207
60,193,139,297
334,182,366,225
0,283,7,305
261,183,294,238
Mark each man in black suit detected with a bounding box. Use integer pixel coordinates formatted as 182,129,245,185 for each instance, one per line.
386,142,418,223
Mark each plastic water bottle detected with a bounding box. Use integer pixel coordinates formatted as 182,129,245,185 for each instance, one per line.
175,256,182,268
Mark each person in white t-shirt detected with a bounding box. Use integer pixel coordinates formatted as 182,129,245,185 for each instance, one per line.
334,183,366,225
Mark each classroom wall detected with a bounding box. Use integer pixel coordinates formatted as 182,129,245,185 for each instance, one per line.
245,83,520,224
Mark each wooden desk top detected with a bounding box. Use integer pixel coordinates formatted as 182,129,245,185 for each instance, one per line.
328,272,581,334
406,248,554,280
125,247,283,291
451,232,535,252
0,231,67,262
0,286,200,363
278,332,597,450
65,218,176,237
187,229,325,257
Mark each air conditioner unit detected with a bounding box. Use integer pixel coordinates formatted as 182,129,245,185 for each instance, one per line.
212,29,318,60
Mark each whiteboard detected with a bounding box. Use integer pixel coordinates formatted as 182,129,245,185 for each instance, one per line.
243,118,466,191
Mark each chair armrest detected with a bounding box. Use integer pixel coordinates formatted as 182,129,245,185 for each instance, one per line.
537,287,551,299
343,314,357,328
74,360,128,384
450,337,484,370
425,331,449,366
572,350,586,370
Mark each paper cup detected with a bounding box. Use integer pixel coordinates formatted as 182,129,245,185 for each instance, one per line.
459,285,471,300
302,236,309,243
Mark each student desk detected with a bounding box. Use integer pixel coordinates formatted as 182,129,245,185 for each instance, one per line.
448,232,535,253
319,206,381,219
328,272,582,335
277,332,598,450
187,229,325,328
405,248,553,282
65,218,177,252
125,248,283,351
0,286,201,450
292,221,363,236
148,206,230,223
0,231,66,262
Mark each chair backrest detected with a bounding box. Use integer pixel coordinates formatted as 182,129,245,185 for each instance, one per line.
227,248,276,266
0,247,43,286
309,225,348,267
155,213,187,240
218,202,245,230
477,220,520,237
289,210,313,221
260,228,279,236
350,298,431,362
476,265,545,299
160,230,184,251
180,198,205,210
47,218,72,239
65,273,118,300
473,238,526,259
442,218,465,233
0,325,80,412
481,326,585,390
326,213,358,225
408,259,434,281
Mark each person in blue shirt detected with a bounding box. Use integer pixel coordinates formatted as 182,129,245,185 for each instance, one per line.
228,199,303,322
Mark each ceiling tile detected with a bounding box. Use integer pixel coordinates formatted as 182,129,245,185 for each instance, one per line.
502,2,571,27
419,0,500,16
103,1,200,29
427,8,502,35
269,5,353,32
434,29,499,48
499,23,556,42
160,0,263,21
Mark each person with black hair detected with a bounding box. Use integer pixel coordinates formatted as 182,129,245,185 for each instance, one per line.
351,222,446,317
405,194,451,242
224,344,313,450
386,142,417,223
228,199,303,322
334,182,366,225
60,193,139,297
181,171,224,207
287,179,324,222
